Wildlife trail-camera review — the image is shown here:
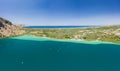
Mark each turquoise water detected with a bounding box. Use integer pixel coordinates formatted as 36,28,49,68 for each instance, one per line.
0,35,120,71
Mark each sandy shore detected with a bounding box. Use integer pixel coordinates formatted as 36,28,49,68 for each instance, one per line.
10,35,120,45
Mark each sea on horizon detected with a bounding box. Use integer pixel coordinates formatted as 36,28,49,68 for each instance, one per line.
24,26,93,28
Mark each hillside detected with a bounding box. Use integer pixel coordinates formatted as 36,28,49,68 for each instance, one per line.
0,17,25,37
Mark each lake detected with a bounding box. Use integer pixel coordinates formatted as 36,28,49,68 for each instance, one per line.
0,35,120,71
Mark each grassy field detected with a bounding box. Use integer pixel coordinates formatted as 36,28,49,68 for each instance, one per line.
24,25,120,43
0,25,120,43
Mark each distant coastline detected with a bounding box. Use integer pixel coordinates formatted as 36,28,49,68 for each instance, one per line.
11,35,120,45
24,25,120,44
24,26,94,28
1,18,120,44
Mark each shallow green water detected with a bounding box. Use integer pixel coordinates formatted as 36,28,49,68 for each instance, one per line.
0,35,120,71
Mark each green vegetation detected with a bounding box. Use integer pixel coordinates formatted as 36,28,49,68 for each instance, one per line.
1,25,120,43
23,25,120,43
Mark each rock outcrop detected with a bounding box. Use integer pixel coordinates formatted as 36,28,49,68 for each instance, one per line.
0,17,25,37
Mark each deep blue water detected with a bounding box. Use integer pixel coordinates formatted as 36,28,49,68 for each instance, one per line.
0,36,120,71
25,26,92,28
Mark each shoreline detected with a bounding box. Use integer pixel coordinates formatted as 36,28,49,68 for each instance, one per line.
9,35,120,45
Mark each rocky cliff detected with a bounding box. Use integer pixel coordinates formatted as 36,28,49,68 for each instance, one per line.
0,17,25,37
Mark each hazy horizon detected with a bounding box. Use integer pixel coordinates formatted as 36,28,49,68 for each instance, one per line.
0,0,120,26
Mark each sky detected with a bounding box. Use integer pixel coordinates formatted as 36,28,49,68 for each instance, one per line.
0,0,120,26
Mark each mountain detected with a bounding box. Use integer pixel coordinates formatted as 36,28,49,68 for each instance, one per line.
0,17,25,37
